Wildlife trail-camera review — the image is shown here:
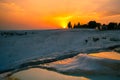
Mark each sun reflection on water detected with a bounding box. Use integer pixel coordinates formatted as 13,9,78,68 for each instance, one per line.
89,51,120,60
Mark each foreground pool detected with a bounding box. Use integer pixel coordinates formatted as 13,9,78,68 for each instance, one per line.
7,51,120,80
7,68,90,80
7,68,120,80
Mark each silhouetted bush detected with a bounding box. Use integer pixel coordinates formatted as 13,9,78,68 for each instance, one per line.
93,37,99,42
110,38,120,41
102,37,107,39
101,24,107,30
85,40,88,43
80,24,88,28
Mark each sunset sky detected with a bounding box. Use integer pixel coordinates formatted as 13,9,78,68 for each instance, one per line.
0,0,120,30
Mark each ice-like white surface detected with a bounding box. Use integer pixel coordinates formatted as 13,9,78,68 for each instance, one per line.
0,29,120,72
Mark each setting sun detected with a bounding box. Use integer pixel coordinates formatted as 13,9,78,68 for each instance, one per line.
53,15,73,29
60,21,68,29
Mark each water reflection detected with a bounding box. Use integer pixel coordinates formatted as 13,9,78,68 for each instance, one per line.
52,58,74,65
89,52,120,60
7,51,120,80
8,68,90,80
7,68,120,80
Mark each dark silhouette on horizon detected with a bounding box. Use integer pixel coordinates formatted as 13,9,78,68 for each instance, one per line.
67,21,120,30
67,22,72,29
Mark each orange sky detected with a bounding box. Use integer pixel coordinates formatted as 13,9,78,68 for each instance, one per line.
0,0,120,30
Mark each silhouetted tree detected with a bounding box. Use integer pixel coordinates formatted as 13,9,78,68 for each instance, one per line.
107,22,117,30
68,20,120,30
73,22,81,28
77,22,81,28
67,22,72,29
88,21,97,28
73,24,78,28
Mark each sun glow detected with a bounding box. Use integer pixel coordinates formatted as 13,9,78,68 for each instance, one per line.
54,15,73,29
52,13,100,29
61,21,68,29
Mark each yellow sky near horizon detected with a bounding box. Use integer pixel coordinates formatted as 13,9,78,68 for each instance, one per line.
0,0,120,30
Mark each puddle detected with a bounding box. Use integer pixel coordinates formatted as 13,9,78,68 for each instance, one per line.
7,68,120,80
6,51,120,80
7,68,90,80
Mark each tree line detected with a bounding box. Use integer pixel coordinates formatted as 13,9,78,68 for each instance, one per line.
67,21,120,30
